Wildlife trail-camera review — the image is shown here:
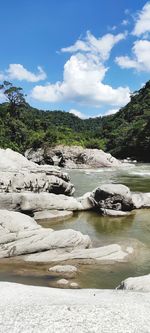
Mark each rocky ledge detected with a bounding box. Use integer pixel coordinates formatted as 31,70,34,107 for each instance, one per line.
25,145,121,169
0,209,137,264
0,148,74,195
0,282,150,333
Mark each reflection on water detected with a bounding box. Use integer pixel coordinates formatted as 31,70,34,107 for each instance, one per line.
0,163,150,289
44,209,150,247
39,208,150,288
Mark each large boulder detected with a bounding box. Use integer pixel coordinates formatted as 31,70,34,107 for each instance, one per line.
0,148,74,196
0,210,91,259
25,145,121,169
25,243,135,263
0,192,93,212
117,274,150,291
90,184,134,212
132,193,150,209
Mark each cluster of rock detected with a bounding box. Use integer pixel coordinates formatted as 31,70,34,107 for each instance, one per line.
25,145,121,169
0,148,74,196
0,147,150,289
0,209,136,264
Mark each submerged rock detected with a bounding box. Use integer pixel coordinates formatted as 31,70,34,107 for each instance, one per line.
100,209,130,216
25,145,121,169
49,265,77,274
117,274,150,291
57,279,69,286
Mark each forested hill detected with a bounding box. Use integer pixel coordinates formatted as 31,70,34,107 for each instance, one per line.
0,80,150,162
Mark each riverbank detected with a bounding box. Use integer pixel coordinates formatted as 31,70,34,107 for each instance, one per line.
0,282,150,333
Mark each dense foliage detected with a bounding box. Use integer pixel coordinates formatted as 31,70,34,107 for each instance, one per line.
0,80,150,161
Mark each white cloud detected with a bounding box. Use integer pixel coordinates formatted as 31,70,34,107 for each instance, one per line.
0,73,5,81
0,91,5,102
116,39,150,72
92,108,119,118
61,31,126,61
132,2,150,36
121,19,129,26
105,108,119,115
31,31,130,108
108,25,117,32
69,109,86,119
7,64,47,82
0,64,47,83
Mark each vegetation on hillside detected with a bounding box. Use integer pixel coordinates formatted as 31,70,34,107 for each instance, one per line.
0,80,150,161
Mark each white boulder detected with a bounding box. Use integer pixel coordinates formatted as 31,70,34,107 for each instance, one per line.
117,274,150,291
25,243,134,263
132,193,150,209
0,210,91,259
0,148,74,195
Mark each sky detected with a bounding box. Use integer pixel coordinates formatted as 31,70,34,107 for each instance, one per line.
0,0,150,118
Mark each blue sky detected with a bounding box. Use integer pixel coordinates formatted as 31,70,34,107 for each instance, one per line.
0,0,150,118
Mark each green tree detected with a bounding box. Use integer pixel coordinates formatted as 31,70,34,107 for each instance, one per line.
0,81,26,116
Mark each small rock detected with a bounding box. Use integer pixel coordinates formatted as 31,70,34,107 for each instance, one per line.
34,210,73,222
57,279,69,286
70,282,79,288
100,209,130,216
49,265,77,274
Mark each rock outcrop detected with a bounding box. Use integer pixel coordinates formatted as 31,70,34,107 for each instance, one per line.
0,192,92,212
34,210,73,222
88,184,134,213
0,210,137,265
0,148,74,196
0,283,150,333
0,185,149,215
25,145,121,169
25,243,135,263
0,210,91,259
117,274,150,291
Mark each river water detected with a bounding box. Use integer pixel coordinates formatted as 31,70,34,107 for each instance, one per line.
0,163,150,289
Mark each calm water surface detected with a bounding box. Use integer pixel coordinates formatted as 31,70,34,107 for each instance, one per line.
0,163,150,288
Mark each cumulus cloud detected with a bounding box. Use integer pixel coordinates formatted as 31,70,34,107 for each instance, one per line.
69,109,87,119
0,64,47,83
116,39,150,72
7,64,47,82
31,31,130,108
61,31,126,61
132,2,150,36
0,72,5,81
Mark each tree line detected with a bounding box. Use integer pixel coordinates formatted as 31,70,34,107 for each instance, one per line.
0,80,150,161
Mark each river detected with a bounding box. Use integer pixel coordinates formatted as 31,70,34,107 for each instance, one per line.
0,163,150,289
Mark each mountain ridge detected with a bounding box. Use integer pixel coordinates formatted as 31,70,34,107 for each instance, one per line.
0,80,150,161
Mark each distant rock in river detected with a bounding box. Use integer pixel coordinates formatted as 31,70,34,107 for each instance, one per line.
25,145,121,169
0,148,74,196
